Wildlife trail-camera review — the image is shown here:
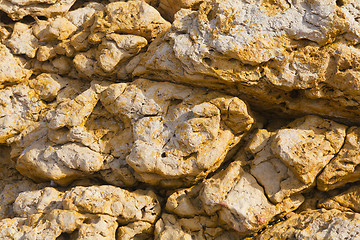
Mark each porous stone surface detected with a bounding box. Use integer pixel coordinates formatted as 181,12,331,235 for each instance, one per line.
134,0,360,123
165,160,304,236
247,115,346,203
318,126,360,191
0,185,160,239
257,208,360,239
2,0,360,239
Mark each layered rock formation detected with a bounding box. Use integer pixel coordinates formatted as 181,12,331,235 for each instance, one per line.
1,0,360,239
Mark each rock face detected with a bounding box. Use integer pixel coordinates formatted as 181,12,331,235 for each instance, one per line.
134,0,360,123
248,115,346,203
2,0,360,239
257,208,360,240
0,185,160,239
318,126,360,191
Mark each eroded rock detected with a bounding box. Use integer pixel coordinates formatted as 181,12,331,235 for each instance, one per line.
0,0,77,20
134,0,360,123
318,126,360,191
0,185,160,239
0,44,32,88
319,184,360,212
165,161,303,236
248,115,346,203
257,208,360,239
100,78,254,187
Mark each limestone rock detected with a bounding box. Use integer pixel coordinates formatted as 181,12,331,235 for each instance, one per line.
63,185,161,224
65,2,104,28
257,209,360,239
16,139,105,185
29,73,62,101
155,213,238,240
6,22,39,58
319,184,360,212
48,87,98,129
0,0,77,20
157,0,204,21
0,180,46,220
0,26,10,42
100,78,254,187
248,115,346,203
89,1,171,42
36,17,77,42
76,214,118,240
318,126,360,191
0,83,45,144
271,116,346,184
134,0,360,123
0,44,32,87
13,187,64,217
97,34,148,73
0,185,160,239
166,161,304,236
117,221,154,240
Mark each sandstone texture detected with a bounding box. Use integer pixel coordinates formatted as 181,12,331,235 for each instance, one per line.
1,0,360,239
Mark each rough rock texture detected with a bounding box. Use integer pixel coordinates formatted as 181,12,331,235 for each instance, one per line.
134,0,360,123
0,185,160,239
101,78,254,187
247,115,346,203
2,0,360,239
10,78,253,188
257,208,360,239
319,184,360,212
165,160,303,236
318,126,360,191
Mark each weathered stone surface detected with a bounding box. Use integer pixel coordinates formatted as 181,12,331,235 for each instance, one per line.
0,185,159,238
89,1,171,42
166,161,303,236
63,185,161,223
117,221,154,240
0,0,77,20
0,83,45,144
319,184,360,212
157,0,204,21
100,78,254,187
17,140,105,185
247,115,346,203
0,44,32,88
3,0,360,238
155,213,239,240
134,0,360,123
257,209,360,240
14,0,170,81
6,22,39,58
318,126,360,191
0,180,46,220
